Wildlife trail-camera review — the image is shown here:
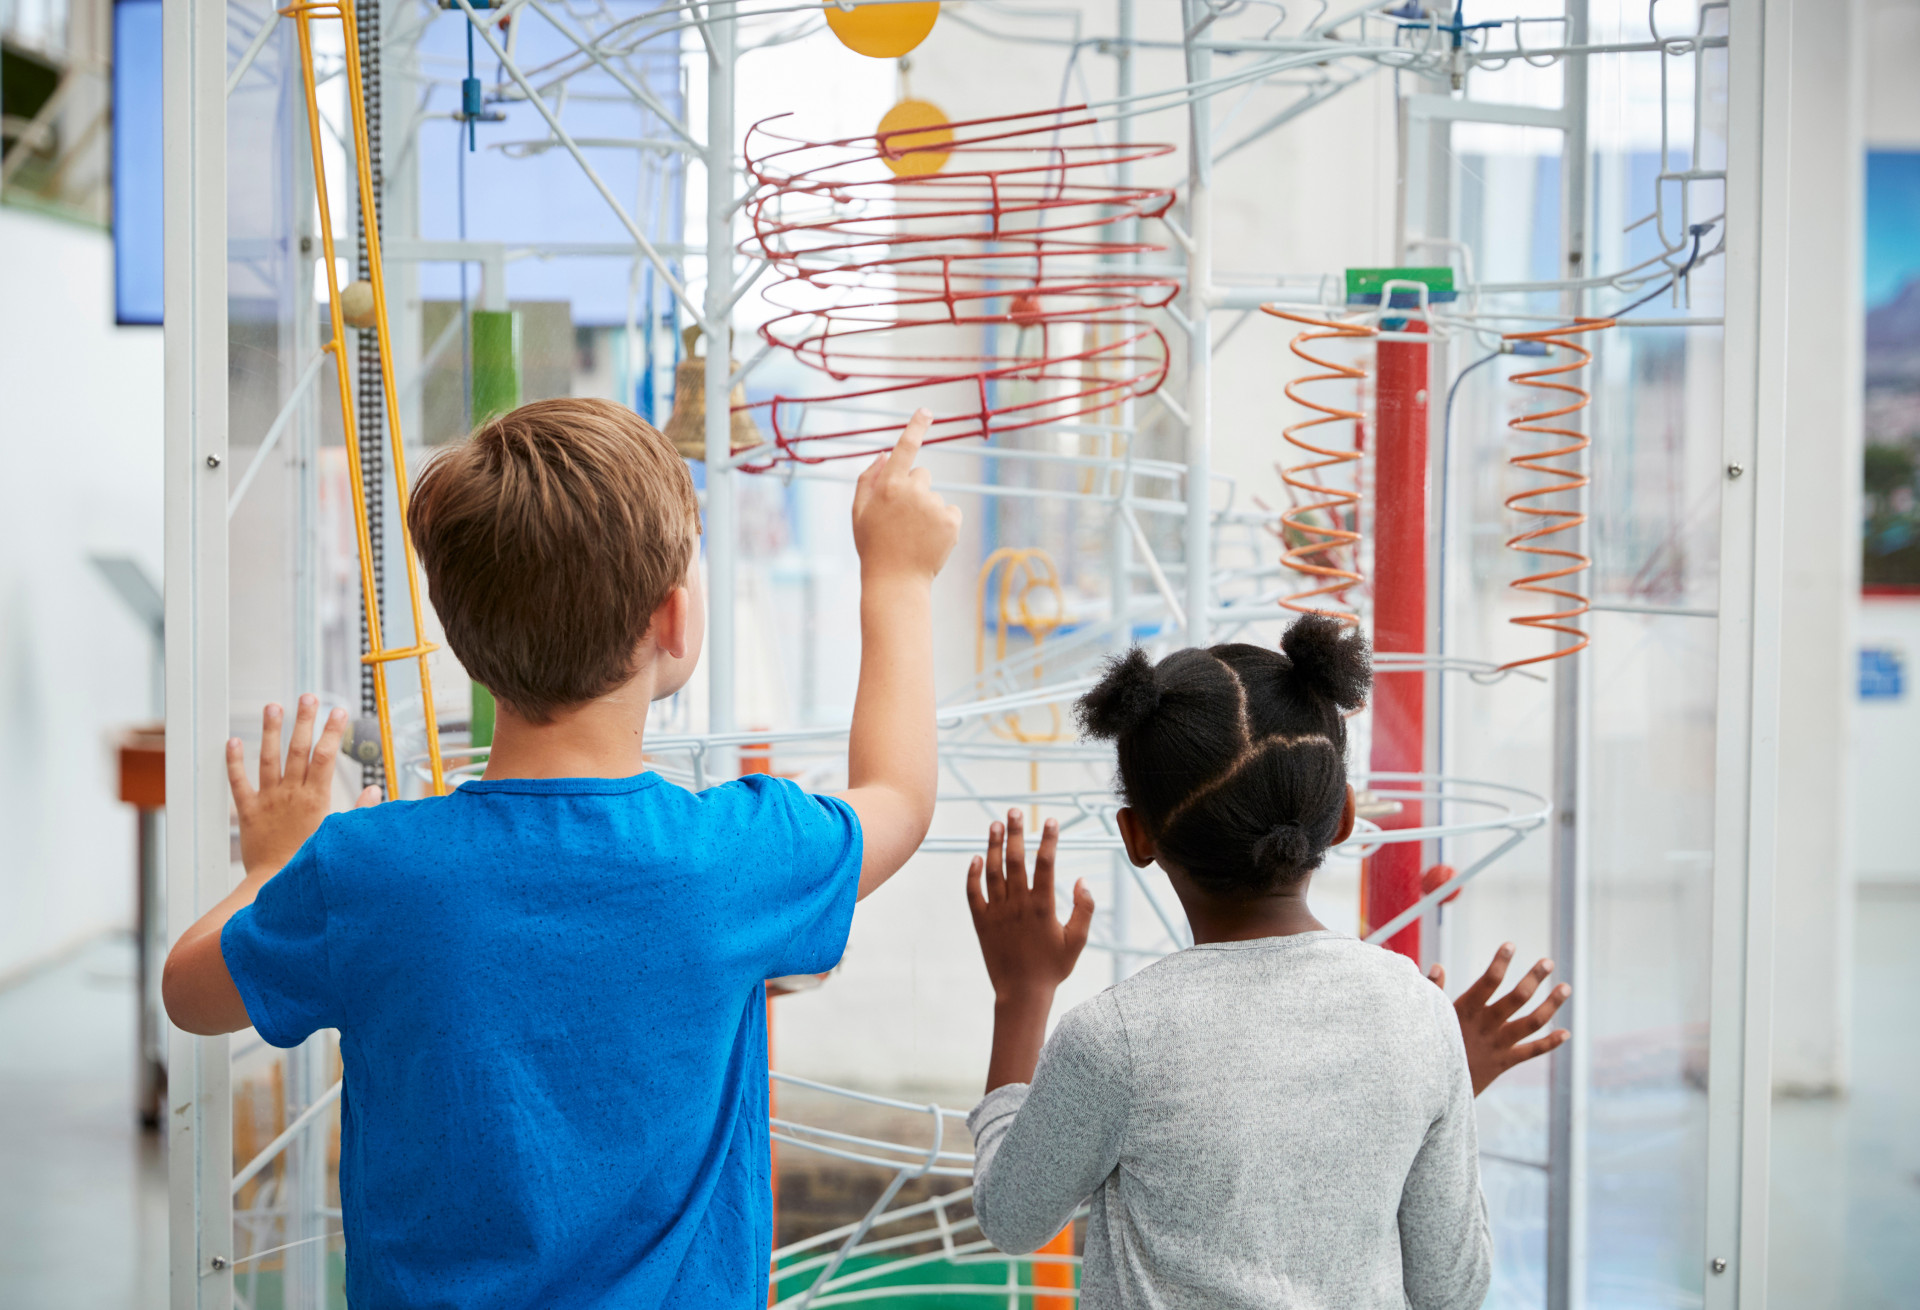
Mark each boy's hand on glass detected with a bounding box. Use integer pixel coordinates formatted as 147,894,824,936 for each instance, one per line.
966,811,1094,1004
228,695,382,879
851,409,962,585
1428,944,1571,1096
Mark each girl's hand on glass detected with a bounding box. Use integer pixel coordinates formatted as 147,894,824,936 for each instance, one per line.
1429,944,1571,1096
966,810,1094,1005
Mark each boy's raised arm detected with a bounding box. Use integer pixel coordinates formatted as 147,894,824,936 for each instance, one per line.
163,697,379,1035
833,410,962,899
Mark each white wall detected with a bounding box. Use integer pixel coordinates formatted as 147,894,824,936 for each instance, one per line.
0,208,165,980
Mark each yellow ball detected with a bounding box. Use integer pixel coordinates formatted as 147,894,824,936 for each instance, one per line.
825,1,939,59
877,98,953,177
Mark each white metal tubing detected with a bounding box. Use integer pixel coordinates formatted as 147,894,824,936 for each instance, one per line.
232,1080,344,1196
226,12,283,99
1548,4,1593,1305
1121,504,1186,632
1705,0,1781,1303
451,0,701,322
1180,1,1212,646
703,2,737,742
1109,0,1137,665
227,349,329,519
1106,0,1136,1007
526,0,701,151
1361,825,1534,947
284,28,329,1297
164,0,233,1300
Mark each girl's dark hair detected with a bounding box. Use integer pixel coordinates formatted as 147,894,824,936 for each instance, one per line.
1077,615,1371,897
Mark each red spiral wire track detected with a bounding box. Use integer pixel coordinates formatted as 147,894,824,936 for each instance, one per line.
1498,318,1614,671
1259,307,1376,623
737,106,1181,470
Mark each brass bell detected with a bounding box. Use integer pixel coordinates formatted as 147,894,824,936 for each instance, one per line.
664,326,763,460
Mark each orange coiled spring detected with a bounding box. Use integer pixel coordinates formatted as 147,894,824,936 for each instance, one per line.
1259,308,1376,624
1497,318,1614,671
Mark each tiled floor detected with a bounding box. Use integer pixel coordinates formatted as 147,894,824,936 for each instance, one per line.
0,934,167,1309
2,898,1914,1309
1767,886,1920,1309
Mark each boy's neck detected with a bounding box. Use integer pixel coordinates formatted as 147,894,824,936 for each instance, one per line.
482,675,656,781
1169,872,1327,945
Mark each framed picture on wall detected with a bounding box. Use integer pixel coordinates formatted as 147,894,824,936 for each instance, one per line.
1866,150,1920,592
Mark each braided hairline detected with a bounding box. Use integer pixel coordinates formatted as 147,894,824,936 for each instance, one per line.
1159,731,1338,831
1157,654,1334,832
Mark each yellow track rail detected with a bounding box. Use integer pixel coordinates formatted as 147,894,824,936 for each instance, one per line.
286,0,447,796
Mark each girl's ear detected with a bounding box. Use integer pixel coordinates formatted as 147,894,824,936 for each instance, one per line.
1116,807,1156,868
1333,784,1357,847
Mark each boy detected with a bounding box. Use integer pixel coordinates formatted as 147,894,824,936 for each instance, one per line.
163,400,961,1308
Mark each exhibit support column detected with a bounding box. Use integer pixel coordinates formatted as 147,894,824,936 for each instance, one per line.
704,0,737,742
1181,0,1212,648
1365,320,1430,965
164,0,233,1303
1107,0,1137,984
1549,6,1593,1305
1706,0,1793,1302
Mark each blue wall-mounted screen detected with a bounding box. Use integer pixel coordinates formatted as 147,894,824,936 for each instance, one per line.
113,0,164,325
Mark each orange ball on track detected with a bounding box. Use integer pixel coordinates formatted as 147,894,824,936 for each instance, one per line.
825,1,939,59
877,98,953,177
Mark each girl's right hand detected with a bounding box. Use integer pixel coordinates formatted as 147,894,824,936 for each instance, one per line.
1428,945,1571,1095
966,810,1095,1004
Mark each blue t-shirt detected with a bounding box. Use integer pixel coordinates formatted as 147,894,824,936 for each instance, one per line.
221,771,861,1309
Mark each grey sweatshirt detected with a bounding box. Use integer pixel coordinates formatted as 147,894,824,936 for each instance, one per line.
967,930,1491,1310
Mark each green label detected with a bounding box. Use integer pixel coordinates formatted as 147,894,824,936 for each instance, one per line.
1345,266,1455,298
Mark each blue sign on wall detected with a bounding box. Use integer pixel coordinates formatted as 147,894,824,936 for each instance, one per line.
112,0,164,325
1860,647,1906,700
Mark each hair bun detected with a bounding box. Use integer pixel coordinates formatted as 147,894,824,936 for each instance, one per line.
1251,821,1315,876
1077,648,1161,740
1279,614,1371,712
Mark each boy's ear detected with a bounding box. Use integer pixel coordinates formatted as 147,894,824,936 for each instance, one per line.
652,584,691,661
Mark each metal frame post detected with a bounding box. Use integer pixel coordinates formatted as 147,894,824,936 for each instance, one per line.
703,2,737,741
164,0,234,1302
1109,0,1136,663
1107,0,1137,983
281,15,332,1302
1546,5,1594,1307
1705,0,1785,1302
1181,2,1212,648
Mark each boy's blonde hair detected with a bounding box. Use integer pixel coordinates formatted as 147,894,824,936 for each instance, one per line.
409,398,700,723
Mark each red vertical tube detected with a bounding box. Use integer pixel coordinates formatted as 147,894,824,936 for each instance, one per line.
1364,322,1429,962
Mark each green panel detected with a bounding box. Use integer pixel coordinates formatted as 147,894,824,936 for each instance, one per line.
772,1251,1077,1309
471,683,496,751
470,309,523,425
1345,266,1455,298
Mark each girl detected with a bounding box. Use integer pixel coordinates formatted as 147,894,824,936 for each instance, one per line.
965,616,1567,1309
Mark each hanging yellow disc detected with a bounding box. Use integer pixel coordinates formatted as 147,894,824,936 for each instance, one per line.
824,1,939,59
877,98,953,177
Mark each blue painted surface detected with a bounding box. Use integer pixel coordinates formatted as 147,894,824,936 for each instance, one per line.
111,0,164,326
1866,152,1920,310
1861,647,1906,700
